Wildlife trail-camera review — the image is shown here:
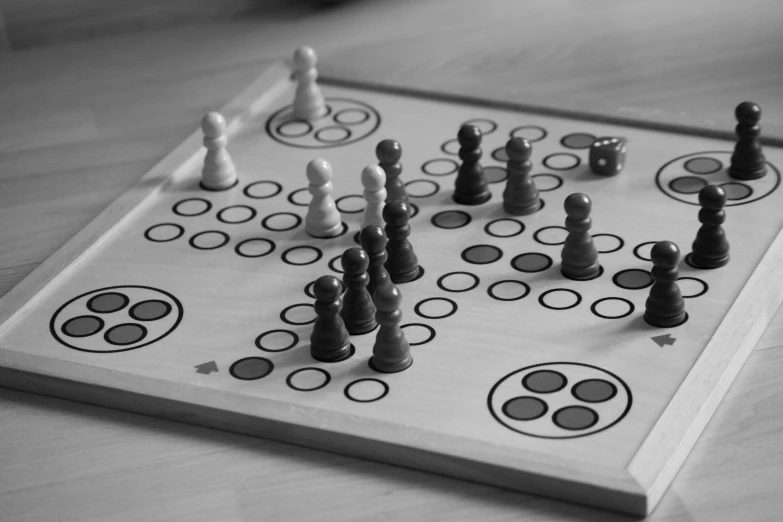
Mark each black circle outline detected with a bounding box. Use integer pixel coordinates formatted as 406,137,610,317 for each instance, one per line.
522,370,567,394
216,204,257,224
510,252,553,273
668,176,708,195
684,156,723,175
414,297,458,320
531,173,564,192
421,158,459,176
261,212,302,232
572,379,618,404
633,241,659,261
431,210,472,229
144,223,184,243
538,288,582,310
590,297,635,319
501,396,548,421
280,303,316,326
487,280,531,301
243,180,283,200
328,254,344,274
404,179,440,198
172,197,212,217
189,230,230,250
400,323,436,346
50,285,184,353
462,118,498,135
509,125,548,142
287,187,310,206
334,107,370,126
344,378,390,403
235,238,276,258
553,405,600,431
612,268,653,290
409,204,420,219
229,356,274,381
255,329,300,352
461,244,503,265
129,299,172,322
104,323,148,346
543,153,581,171
484,218,525,238
487,362,633,439
276,119,313,138
314,125,352,144
286,367,331,392
533,226,568,246
678,276,709,298
593,233,625,254
61,315,105,338
441,139,460,156
334,194,366,214
491,146,508,162
484,166,509,184
436,271,480,293
561,133,597,150
719,181,754,201
86,292,129,314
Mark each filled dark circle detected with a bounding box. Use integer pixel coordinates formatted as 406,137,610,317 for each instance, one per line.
502,396,548,421
669,176,708,194
431,210,471,229
572,379,617,403
230,357,274,380
62,315,104,337
104,323,147,346
129,300,171,321
684,156,723,175
553,405,599,430
461,244,503,264
484,166,508,184
511,252,552,273
561,133,597,149
613,269,652,290
522,370,567,393
87,292,129,313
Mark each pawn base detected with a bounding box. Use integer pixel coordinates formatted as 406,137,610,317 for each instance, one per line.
729,164,767,180
200,177,239,192
345,318,378,336
453,191,492,206
369,354,413,374
307,222,343,239
294,105,328,122
389,266,422,284
561,263,602,281
686,252,730,269
504,199,543,216
644,311,688,328
311,343,352,363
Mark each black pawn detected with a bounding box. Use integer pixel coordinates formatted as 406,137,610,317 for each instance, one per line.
689,185,729,268
502,137,541,215
560,193,600,280
383,200,420,283
310,275,352,362
376,139,410,207
453,124,491,205
340,247,377,335
370,283,412,373
360,224,392,297
729,101,767,180
644,241,687,328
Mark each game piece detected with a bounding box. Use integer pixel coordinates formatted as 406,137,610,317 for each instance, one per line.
339,247,377,335
689,184,730,268
589,136,626,176
453,124,491,205
383,200,420,283
502,137,541,215
729,101,767,180
644,241,687,327
200,112,237,190
310,275,352,362
361,164,387,230
370,283,412,373
360,224,392,297
560,193,600,280
375,139,409,207
292,46,327,121
305,158,343,238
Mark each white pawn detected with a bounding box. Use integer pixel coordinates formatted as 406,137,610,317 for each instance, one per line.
201,112,237,190
306,159,342,238
292,46,327,121
361,165,386,230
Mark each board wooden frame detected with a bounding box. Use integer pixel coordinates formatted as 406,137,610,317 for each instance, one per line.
2,60,783,516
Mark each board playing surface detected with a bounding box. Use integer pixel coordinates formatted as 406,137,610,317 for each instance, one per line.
2,62,783,516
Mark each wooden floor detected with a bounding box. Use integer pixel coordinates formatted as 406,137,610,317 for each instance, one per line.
2,1,783,520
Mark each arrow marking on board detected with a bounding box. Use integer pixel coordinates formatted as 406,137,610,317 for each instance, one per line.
651,334,676,347
195,361,219,374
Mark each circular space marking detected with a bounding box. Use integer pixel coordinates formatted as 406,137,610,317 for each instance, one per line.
532,173,563,192
328,254,344,274
287,187,310,206
502,397,548,421
87,292,129,314
437,271,480,292
104,323,147,346
335,194,365,214
173,198,211,217
334,108,370,125
243,180,283,200
613,269,652,290
463,118,498,135
129,300,171,321
422,158,459,176
678,276,708,298
400,323,436,346
344,378,389,403
230,357,274,381
523,370,567,393
487,280,530,301
484,166,508,184
461,244,503,265
510,125,547,142
590,297,635,319
409,204,420,219
684,156,723,175
217,205,256,224
720,181,753,201
669,176,708,195
492,146,509,163
533,226,568,246
593,234,624,254
633,241,658,261
404,179,440,198
539,289,582,310
145,223,184,243
572,379,617,403
277,120,312,138
414,297,458,319
189,230,229,250
431,210,471,229
561,133,597,149
485,218,525,238
280,303,316,325
511,252,553,273
287,367,331,392
235,238,275,258
62,315,104,337
262,212,302,232
441,138,460,155
553,406,599,430
255,329,299,352
543,153,580,171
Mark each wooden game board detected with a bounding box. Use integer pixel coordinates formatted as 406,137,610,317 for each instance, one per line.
2,61,783,516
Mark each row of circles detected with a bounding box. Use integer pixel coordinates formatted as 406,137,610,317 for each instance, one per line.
441,120,596,149
421,159,565,190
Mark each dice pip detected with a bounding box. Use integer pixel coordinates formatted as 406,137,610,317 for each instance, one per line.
589,136,627,176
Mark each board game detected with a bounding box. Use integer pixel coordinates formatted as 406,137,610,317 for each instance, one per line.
2,56,783,517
